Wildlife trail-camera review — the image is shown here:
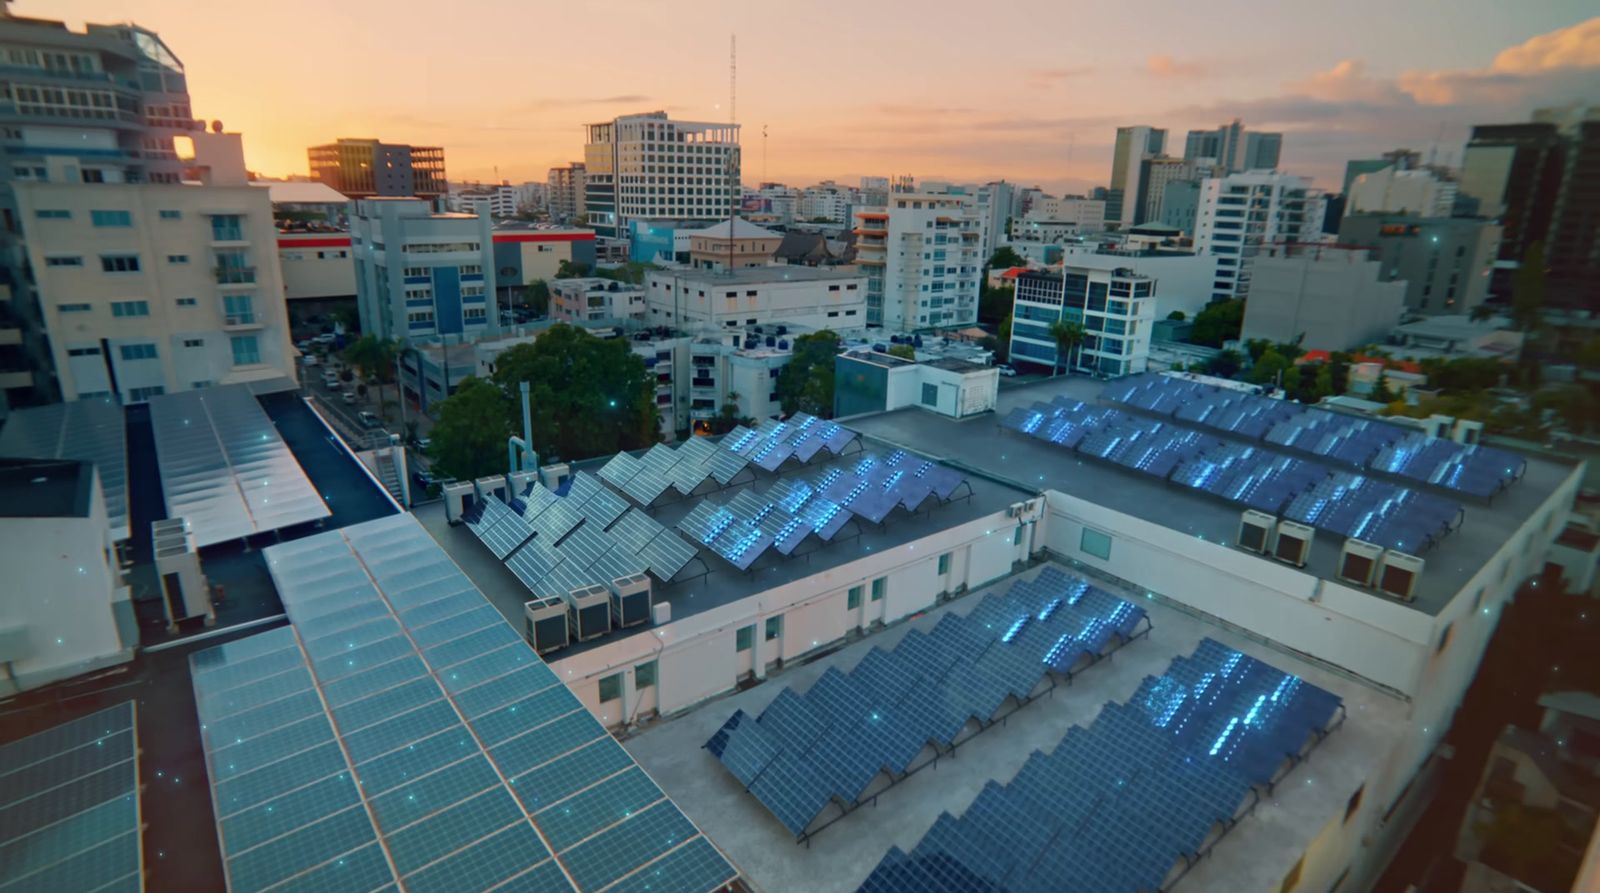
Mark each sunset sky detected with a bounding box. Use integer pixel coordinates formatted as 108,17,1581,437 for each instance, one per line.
33,1,1600,193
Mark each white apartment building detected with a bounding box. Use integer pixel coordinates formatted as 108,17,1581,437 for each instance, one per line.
854,191,982,331
687,329,794,429
797,181,857,224
1055,242,1221,322
15,140,296,403
644,267,868,332
1009,265,1156,376
583,111,740,239
350,198,499,344
1193,171,1323,302
1139,158,1194,225
545,163,585,222
550,278,647,324
1021,196,1107,227
976,180,1015,258
1345,166,1458,218
449,183,516,218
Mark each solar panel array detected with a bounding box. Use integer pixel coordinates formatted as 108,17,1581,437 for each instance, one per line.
146,384,330,547
0,702,143,893
0,397,130,540
859,638,1342,893
192,513,739,893
463,495,535,560
1104,373,1525,498
705,567,1146,838
1002,393,1465,552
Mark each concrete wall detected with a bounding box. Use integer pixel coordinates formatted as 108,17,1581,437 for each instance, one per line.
278,235,356,300
1241,253,1406,352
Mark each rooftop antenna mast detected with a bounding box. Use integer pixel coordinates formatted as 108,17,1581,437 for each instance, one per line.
728,33,737,274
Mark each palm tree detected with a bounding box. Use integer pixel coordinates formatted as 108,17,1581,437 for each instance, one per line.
343,335,400,420
1049,320,1086,377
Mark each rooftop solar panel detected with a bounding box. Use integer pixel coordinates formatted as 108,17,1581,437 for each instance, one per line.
0,701,143,893
611,509,699,582
622,462,674,506
0,397,130,541
202,514,738,893
597,451,644,490
530,496,585,543
704,445,751,486
567,472,629,529
666,437,718,493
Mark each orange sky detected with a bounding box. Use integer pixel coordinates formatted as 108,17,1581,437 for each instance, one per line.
34,1,1600,193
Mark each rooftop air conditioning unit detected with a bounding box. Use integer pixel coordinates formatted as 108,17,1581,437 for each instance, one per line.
1377,551,1425,601
506,470,538,498
524,596,569,653
1238,510,1277,554
608,573,653,628
151,518,213,630
475,475,508,505
1424,414,1453,439
1338,539,1384,587
1452,419,1483,445
566,584,612,641
541,462,571,492
1273,520,1314,568
443,481,475,524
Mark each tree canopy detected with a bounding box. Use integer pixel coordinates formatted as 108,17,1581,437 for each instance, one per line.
489,324,660,461
343,335,398,383
986,246,1025,270
1049,320,1085,376
1189,300,1244,347
887,343,916,361
425,376,510,481
1511,240,1546,333
978,283,1014,326
1203,349,1243,378
776,330,841,417
1247,348,1290,386
523,280,550,317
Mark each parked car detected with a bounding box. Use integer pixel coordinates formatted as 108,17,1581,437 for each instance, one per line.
313,332,337,345
410,468,454,496
295,339,314,352
996,364,1017,377
358,411,383,429
341,390,358,404
322,372,340,388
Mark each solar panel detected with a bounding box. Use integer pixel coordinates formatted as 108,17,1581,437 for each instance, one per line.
464,497,536,560
666,437,718,493
597,451,644,490
704,445,751,485
529,496,585,543
0,701,143,893
611,510,700,582
146,385,330,546
556,521,618,574
568,472,629,529
197,514,738,893
519,480,560,521
0,397,130,540
506,536,566,592
622,459,674,506
721,425,761,457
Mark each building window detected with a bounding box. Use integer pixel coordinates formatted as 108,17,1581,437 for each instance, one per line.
175,297,197,307
764,616,782,641
119,343,157,361
634,660,657,689
67,346,100,356
735,625,753,652
167,254,189,264
210,214,244,241
90,210,132,227
126,385,164,402
403,266,428,278
182,338,203,348
45,256,83,267
110,300,149,317
34,209,70,220
937,553,951,575
158,210,182,220
223,294,255,325
100,255,140,273
1345,785,1364,823
921,383,938,406
847,585,863,609
1080,528,1112,560
598,673,622,703
58,303,91,313
459,264,482,277
230,335,260,366
870,578,885,601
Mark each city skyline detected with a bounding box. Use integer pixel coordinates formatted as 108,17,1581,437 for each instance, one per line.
30,2,1600,193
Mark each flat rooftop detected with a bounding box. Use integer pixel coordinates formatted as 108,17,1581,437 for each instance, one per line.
848,376,1575,615
417,436,1034,655
0,457,89,518
655,265,866,285
626,561,1405,893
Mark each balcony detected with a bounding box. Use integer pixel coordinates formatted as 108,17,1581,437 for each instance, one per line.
0,369,32,390
222,313,261,330
214,267,256,286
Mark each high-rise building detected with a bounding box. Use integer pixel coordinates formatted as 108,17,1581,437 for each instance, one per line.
1136,158,1194,225
14,133,297,403
307,139,446,200
1193,171,1321,301
545,163,586,222
350,198,499,345
1106,126,1167,228
1160,180,1201,233
1539,105,1599,307
975,181,1015,258
1342,149,1422,196
1339,214,1502,316
854,191,982,330
796,181,857,225
448,183,516,218
583,111,740,240
0,15,206,414
1345,166,1458,218
1009,265,1156,376
1184,119,1282,173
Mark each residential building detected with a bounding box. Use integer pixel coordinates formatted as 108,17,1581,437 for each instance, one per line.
0,15,206,413
550,277,646,324
1009,265,1156,376
833,349,999,419
1183,119,1282,172
1541,104,1600,307
1193,171,1320,301
854,191,982,330
1239,245,1405,351
308,138,446,200
448,182,516,218
262,180,350,229
1339,214,1501,315
1137,158,1193,226
583,111,740,239
545,163,585,222
1345,166,1458,218
350,198,498,344
976,180,1016,257
1160,180,1201,233
513,181,545,213
1342,149,1423,196
15,134,296,402
645,266,868,331
686,218,782,270
1021,195,1107,228
747,183,799,225
1106,126,1167,228
797,180,857,225
1055,236,1221,322
858,175,890,206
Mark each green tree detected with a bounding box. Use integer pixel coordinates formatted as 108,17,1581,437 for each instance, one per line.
1049,320,1086,377
555,259,589,279
775,330,842,417
426,377,511,481
1510,240,1546,333
1468,303,1496,323
523,280,550,317
986,246,1025,269
1166,310,1186,321
1370,371,1397,403
979,284,1014,326
594,261,657,285
887,343,916,361
342,335,399,419
1204,349,1243,378
995,315,1012,363
1575,336,1600,370
1190,299,1244,347
1248,348,1290,386
707,393,754,435
491,324,660,461
1533,384,1598,434
1243,338,1274,364
1309,363,1334,403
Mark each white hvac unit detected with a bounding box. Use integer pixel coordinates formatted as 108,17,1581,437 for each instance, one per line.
566,584,612,641
524,596,569,653
506,470,538,498
151,518,214,630
652,601,672,625
1424,414,1454,439
1338,539,1384,587
1238,510,1277,554
474,475,508,504
1452,419,1484,445
1377,551,1425,601
443,481,476,524
541,462,571,492
1272,520,1314,568
608,573,653,628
